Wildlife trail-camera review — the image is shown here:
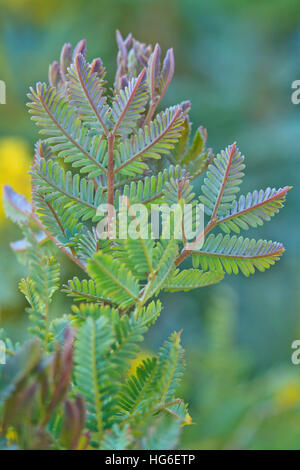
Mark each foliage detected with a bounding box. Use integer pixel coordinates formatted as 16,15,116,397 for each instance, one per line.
181,291,300,450
0,31,289,450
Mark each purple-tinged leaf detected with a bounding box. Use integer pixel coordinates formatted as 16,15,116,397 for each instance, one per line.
60,43,72,81
159,47,175,99
73,39,86,59
3,185,32,224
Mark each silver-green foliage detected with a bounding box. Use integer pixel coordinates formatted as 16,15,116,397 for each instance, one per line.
1,31,289,450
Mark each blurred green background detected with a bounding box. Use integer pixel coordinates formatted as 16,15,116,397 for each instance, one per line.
0,0,300,449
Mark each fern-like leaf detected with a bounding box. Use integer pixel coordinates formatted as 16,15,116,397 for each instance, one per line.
115,106,184,175
123,237,154,279
111,68,148,135
19,256,60,346
141,239,178,302
63,277,114,305
108,311,149,378
217,186,291,233
115,165,186,204
32,158,104,224
28,83,107,177
155,331,185,404
111,69,148,135
67,53,111,134
192,234,285,276
87,252,140,309
116,331,184,423
74,316,114,438
32,191,79,244
200,143,245,217
164,269,223,291
17,226,60,348
116,356,157,419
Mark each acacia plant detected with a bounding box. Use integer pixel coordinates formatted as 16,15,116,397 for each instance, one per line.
0,31,290,450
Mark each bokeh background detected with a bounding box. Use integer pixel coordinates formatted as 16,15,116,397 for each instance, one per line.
0,0,300,449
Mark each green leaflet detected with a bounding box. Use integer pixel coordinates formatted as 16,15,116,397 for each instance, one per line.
32,158,104,223
67,53,111,134
28,83,107,177
142,238,178,301
18,226,60,349
115,165,186,204
192,234,285,276
63,277,114,305
116,331,185,425
74,316,114,437
155,331,185,404
182,126,207,164
174,124,213,178
199,144,245,217
124,237,154,278
87,252,140,309
217,186,291,233
116,356,158,419
111,69,148,135
164,269,223,291
33,191,80,244
114,106,184,175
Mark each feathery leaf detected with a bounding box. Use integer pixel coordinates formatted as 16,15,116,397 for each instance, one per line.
164,269,223,291
28,83,107,177
67,53,110,134
87,252,140,309
217,186,291,233
111,68,148,135
192,233,285,276
115,106,184,175
200,143,245,217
